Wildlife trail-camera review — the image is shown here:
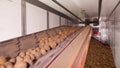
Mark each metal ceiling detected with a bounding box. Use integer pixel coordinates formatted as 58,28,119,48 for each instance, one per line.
70,0,98,17
39,0,120,21
101,0,119,16
52,0,83,22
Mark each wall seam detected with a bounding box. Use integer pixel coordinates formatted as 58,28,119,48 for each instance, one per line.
47,11,49,29
21,0,26,36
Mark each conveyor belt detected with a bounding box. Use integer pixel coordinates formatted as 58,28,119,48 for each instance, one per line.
72,27,92,68
48,26,92,68
0,26,91,68
30,26,92,68
30,28,84,68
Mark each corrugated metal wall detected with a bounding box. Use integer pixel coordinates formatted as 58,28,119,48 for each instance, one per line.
0,0,22,41
0,0,71,42
108,4,120,68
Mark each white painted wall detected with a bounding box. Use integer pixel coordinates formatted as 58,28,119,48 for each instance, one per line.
113,5,120,68
61,17,67,26
26,3,47,34
49,12,60,28
0,0,21,42
101,0,119,16
108,5,120,68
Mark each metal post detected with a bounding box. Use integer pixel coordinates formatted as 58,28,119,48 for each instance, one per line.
21,0,26,36
59,16,61,26
47,11,49,29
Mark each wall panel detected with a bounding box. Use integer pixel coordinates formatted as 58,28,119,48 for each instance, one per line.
26,3,47,34
61,17,67,26
114,5,120,67
108,5,120,67
0,0,21,42
49,12,59,28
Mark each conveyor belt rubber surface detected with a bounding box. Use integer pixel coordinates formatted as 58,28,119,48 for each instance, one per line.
31,27,83,68
48,26,92,68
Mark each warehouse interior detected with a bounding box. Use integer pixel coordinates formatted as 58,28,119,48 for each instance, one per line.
0,0,119,68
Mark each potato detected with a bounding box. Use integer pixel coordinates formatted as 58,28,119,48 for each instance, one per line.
39,45,44,49
26,51,30,56
5,62,14,68
9,58,16,64
14,61,27,68
56,38,61,44
0,56,6,65
35,48,40,52
19,52,26,58
0,65,5,68
16,56,23,62
34,48,41,58
14,56,27,68
44,39,49,44
24,55,33,66
44,45,50,51
31,49,37,55
49,42,57,49
39,40,45,46
29,54,35,60
40,49,46,55
34,52,41,58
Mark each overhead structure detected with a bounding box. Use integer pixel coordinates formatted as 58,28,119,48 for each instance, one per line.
26,0,77,23
98,0,102,21
52,0,83,22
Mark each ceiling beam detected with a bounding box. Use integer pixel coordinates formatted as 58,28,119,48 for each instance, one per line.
98,0,102,21
109,1,120,17
26,0,78,23
52,0,83,22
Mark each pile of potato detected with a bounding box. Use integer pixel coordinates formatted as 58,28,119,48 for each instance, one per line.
0,47,42,68
0,26,80,68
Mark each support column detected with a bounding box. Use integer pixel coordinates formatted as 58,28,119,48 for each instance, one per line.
59,16,61,26
21,0,26,36
47,11,49,29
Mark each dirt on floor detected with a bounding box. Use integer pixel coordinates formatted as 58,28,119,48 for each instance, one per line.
84,38,116,68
